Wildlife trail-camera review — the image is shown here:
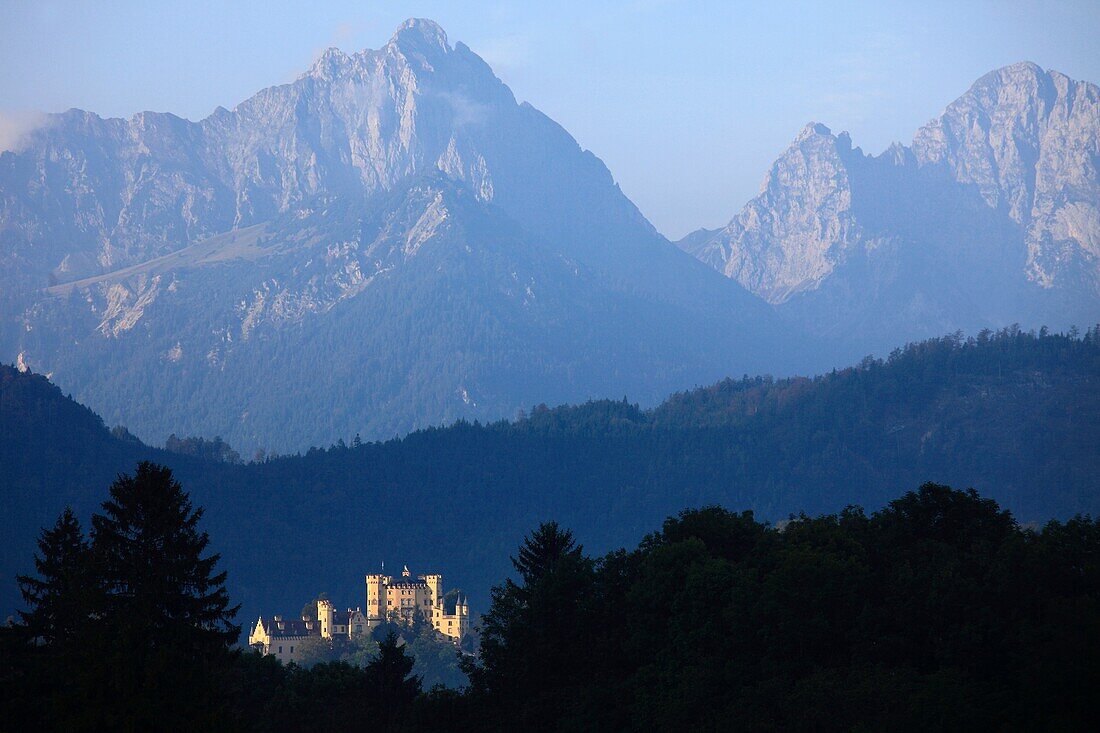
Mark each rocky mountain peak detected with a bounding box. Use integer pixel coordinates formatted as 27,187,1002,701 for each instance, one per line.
305,47,352,80
388,18,451,59
784,123,858,165
678,61,1099,344
952,60,1059,122
796,122,834,142
989,60,1045,81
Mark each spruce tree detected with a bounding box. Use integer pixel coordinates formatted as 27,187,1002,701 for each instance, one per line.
7,508,96,728
16,507,94,645
367,630,422,707
511,521,581,586
89,462,240,729
364,630,422,729
468,522,595,729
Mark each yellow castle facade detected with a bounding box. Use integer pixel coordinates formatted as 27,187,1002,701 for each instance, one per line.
249,565,470,664
366,565,471,642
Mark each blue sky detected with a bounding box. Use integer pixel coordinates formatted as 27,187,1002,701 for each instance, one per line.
2,0,1098,238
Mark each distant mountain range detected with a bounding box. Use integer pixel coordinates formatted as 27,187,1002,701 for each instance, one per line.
0,19,795,452
3,328,1097,625
679,62,1100,352
1,20,1097,450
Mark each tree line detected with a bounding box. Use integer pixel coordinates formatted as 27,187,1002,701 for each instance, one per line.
3,463,1098,730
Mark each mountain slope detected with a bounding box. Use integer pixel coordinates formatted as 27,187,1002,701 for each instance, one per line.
681,62,1100,352
0,19,798,451
3,328,1097,624
15,172,793,451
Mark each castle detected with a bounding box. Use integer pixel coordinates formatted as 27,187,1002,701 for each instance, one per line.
249,566,470,664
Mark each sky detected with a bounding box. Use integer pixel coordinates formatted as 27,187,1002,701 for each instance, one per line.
2,0,1099,239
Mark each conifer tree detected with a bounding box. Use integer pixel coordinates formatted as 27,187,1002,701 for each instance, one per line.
6,508,96,728
367,631,422,703
511,521,581,586
91,462,239,647
467,522,595,729
89,462,240,729
365,630,422,729
16,507,94,645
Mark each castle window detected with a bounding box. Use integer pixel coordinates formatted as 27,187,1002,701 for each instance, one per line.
278,646,283,654
290,646,294,654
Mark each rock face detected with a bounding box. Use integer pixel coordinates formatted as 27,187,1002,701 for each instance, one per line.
0,19,796,452
1,19,654,286
912,63,1100,293
682,62,1100,347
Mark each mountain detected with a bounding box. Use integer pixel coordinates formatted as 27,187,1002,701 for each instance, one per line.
680,62,1100,352
4,327,1098,624
0,18,798,452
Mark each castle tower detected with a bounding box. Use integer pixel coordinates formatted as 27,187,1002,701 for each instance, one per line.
457,595,470,638
365,574,385,628
424,573,444,632
317,598,334,639
423,573,443,607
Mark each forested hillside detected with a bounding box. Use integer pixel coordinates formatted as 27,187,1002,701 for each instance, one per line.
2,328,1098,623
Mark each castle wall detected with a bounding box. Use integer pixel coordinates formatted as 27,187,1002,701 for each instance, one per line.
384,583,434,619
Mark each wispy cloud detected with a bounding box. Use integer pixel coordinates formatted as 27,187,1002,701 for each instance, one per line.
288,18,379,83
0,109,48,153
473,34,530,75
814,33,917,128
429,90,493,128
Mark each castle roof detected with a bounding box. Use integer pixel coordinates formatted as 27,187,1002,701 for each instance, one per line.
331,609,364,625
380,573,429,588
442,594,467,615
387,580,428,588
257,616,321,639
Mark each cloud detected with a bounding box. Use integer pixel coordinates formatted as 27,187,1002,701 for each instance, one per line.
814,33,917,127
330,20,362,47
0,110,48,153
290,18,376,82
431,90,492,128
473,34,530,75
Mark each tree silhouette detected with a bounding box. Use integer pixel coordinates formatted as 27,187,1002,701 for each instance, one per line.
5,508,97,727
366,630,422,727
16,507,94,645
367,631,422,700
89,462,241,729
469,521,596,729
511,521,581,585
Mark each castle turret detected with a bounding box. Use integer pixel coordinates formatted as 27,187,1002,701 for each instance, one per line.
365,574,386,628
317,598,335,639
459,595,471,637
424,573,444,632
424,573,443,608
